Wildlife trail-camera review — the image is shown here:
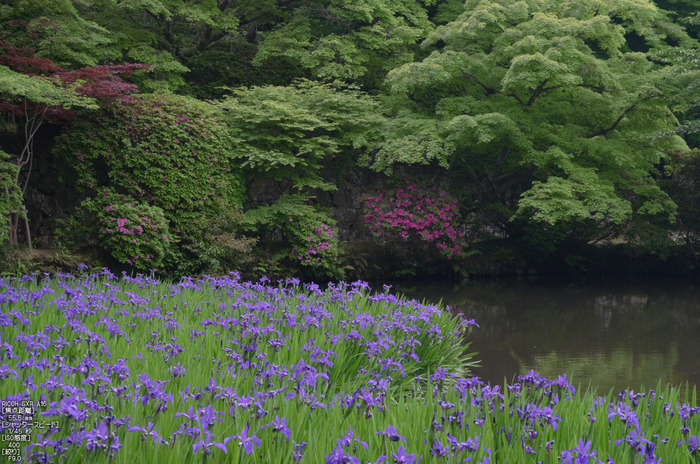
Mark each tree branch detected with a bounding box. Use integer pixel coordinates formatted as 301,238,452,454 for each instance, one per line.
460,69,497,95
523,81,614,107
587,95,661,138
506,92,525,106
527,78,549,106
588,105,635,138
541,83,614,93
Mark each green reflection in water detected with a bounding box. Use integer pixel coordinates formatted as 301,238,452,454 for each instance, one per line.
510,342,682,394
384,277,700,393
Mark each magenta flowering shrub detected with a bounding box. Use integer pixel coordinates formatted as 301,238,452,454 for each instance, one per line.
80,190,173,270
286,218,342,276
362,179,467,258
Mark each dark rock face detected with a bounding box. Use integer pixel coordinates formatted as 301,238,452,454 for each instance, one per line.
243,164,384,243
314,167,381,242
18,147,381,248
18,150,87,248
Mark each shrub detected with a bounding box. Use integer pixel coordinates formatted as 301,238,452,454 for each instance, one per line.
55,92,245,234
61,190,173,270
171,201,258,277
238,194,346,279
287,218,342,274
362,177,467,259
0,149,22,247
54,92,247,272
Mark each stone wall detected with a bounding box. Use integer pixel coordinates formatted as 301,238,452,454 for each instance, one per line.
245,164,388,243
18,149,384,247
18,149,87,248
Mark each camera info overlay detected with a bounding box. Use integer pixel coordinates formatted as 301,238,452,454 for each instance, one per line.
1,399,53,462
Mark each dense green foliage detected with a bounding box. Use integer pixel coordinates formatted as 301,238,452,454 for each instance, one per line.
55,93,244,229
0,149,21,244
2,0,700,278
217,81,382,278
59,190,173,270
379,0,690,228
52,93,247,273
219,80,382,193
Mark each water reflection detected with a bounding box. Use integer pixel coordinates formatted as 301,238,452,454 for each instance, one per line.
388,277,700,394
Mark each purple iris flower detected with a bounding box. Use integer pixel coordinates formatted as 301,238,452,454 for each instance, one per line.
642,443,661,464
678,435,700,453
175,406,198,422
325,443,360,464
540,405,563,430
447,433,479,452
518,370,547,388
26,434,58,454
521,435,536,455
261,415,291,441
429,367,452,382
547,373,576,394
608,402,640,429
377,425,406,442
127,422,166,445
391,445,421,464
197,404,225,428
294,441,307,463
430,438,450,457
339,428,369,453
192,430,234,454
0,364,20,381
42,397,89,422
233,422,262,455
561,439,598,464
615,429,652,454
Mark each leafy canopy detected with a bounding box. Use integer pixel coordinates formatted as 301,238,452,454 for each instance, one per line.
218,79,383,194
373,0,693,227
253,0,439,86
218,80,383,277
0,64,97,110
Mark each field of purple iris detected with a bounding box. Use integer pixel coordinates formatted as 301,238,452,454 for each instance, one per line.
0,269,697,463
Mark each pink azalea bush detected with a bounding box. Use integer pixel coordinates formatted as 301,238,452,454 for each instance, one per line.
286,218,342,276
362,178,466,258
80,190,173,269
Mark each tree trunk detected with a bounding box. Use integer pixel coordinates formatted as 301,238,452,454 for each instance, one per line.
9,210,17,246
23,207,31,251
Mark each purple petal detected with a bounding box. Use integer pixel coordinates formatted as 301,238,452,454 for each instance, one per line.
213,443,228,453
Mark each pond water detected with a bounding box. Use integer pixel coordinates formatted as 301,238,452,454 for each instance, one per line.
385,277,700,395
